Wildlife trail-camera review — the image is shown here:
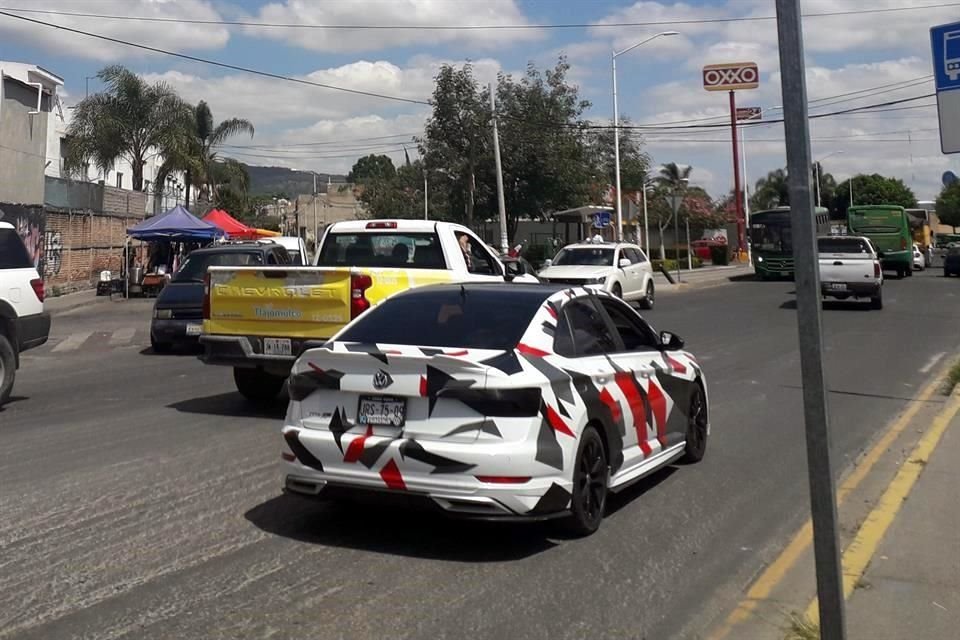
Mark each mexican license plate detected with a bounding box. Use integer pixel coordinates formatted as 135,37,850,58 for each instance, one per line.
358,395,406,428
186,323,202,336
264,337,292,356
828,283,847,291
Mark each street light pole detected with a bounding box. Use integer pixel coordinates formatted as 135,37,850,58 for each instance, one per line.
642,183,652,259
814,151,843,208
612,31,679,243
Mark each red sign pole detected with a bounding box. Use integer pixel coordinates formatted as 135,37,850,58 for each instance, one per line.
729,90,745,255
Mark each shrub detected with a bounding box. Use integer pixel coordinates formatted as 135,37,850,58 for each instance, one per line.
710,245,729,265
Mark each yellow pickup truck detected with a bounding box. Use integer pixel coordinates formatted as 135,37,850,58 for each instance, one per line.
200,219,535,402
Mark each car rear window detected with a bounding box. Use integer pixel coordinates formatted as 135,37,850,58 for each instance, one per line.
0,229,33,269
818,238,871,254
338,287,547,350
173,251,263,282
317,232,446,269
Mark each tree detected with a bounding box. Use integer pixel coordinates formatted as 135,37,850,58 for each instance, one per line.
832,173,917,216
751,168,790,210
586,118,650,193
812,162,837,211
936,181,960,232
348,154,397,183
646,163,694,259
158,100,254,209
354,160,428,219
64,65,191,191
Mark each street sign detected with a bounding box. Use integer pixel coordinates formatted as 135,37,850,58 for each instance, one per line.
931,21,960,154
702,62,759,91
592,211,611,228
736,106,762,121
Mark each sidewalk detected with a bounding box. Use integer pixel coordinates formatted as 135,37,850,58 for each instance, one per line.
44,288,110,316
653,262,752,291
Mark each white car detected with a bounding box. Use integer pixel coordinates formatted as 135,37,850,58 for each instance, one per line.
538,242,656,309
912,243,926,271
281,283,708,535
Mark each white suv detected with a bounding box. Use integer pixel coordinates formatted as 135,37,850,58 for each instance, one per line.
538,241,656,309
0,221,50,406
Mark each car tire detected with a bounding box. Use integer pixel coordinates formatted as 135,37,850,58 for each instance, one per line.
0,334,15,407
681,383,708,463
234,366,285,403
906,267,913,278
611,283,622,299
638,281,655,310
564,425,609,537
150,336,171,354
871,291,883,310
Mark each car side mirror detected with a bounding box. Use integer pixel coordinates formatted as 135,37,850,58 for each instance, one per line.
543,259,552,267
503,261,521,281
659,331,684,351
619,258,632,268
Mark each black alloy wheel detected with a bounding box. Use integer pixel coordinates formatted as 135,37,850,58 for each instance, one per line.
566,426,609,536
681,384,708,463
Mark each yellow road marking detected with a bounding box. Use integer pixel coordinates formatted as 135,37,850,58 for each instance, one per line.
804,390,960,624
708,357,953,640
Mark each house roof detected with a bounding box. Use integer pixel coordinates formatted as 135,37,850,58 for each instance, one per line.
0,61,63,92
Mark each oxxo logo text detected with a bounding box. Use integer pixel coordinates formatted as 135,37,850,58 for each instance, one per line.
214,284,332,299
702,62,759,91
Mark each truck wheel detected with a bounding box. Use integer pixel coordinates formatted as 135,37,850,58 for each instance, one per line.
234,367,285,404
871,291,883,310
0,334,15,407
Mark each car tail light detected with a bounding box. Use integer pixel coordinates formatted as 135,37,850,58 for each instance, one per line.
281,452,296,462
475,476,531,484
874,262,881,278
366,221,397,229
202,273,211,320
350,273,373,319
29,278,44,302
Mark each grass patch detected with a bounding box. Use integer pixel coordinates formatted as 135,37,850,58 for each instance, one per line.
782,611,820,640
942,359,960,395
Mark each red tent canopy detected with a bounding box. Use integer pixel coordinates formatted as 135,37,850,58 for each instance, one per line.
203,209,257,240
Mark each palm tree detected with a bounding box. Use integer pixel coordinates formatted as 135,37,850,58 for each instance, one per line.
653,162,692,259
63,65,191,192
158,101,254,210
751,168,790,210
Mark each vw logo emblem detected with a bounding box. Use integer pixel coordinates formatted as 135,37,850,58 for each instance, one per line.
373,370,393,390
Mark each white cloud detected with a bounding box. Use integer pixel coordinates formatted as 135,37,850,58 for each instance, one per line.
0,1,229,62
243,0,543,53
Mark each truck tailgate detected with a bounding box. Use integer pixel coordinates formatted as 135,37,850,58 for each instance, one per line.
204,266,352,339
818,254,874,282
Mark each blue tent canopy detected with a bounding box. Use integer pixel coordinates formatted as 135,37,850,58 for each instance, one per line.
127,205,224,241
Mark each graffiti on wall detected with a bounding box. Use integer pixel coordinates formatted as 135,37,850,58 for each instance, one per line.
0,205,46,275
44,231,63,276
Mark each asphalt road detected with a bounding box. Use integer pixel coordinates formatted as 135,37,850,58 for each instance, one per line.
2,269,958,640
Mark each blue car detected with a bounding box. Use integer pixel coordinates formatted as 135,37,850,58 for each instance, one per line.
944,244,960,278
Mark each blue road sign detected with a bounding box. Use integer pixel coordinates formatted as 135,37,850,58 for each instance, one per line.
932,21,960,154
592,211,611,228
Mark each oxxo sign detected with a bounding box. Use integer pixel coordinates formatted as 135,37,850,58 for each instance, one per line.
702,62,759,91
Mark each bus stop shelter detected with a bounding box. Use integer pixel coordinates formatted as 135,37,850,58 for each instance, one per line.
549,206,615,244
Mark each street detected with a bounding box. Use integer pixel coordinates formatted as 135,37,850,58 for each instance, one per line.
2,271,958,640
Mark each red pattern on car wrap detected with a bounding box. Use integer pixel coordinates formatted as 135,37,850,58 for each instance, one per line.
419,375,427,397
379,459,406,490
647,381,668,447
665,354,687,374
343,426,373,463
545,404,575,437
517,343,550,358
615,371,652,456
598,387,622,425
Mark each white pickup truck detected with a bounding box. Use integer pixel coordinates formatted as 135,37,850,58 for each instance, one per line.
818,235,884,309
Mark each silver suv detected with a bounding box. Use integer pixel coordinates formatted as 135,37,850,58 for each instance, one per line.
0,221,50,407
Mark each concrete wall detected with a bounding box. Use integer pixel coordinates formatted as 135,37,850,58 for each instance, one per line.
0,79,49,205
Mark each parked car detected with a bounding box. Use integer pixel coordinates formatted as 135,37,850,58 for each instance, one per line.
281,283,708,535
0,221,50,406
199,220,538,403
150,243,292,352
273,236,309,266
817,236,883,309
944,244,960,277
538,242,655,309
912,243,926,271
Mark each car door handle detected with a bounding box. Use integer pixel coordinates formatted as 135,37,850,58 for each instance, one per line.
833,261,843,266
597,376,610,385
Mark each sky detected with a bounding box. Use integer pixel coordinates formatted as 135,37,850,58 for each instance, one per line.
1,0,958,201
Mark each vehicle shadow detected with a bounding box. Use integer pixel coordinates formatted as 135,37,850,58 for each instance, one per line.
244,493,558,561
779,299,872,311
0,395,28,412
604,466,678,518
139,345,204,357
167,392,287,419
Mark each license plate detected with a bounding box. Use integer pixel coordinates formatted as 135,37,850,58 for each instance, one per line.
186,323,202,336
828,283,847,291
264,337,292,356
358,395,406,428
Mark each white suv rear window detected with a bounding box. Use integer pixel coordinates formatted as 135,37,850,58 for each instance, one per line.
0,229,33,269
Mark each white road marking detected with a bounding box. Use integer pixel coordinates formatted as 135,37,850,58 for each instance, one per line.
919,352,946,374
109,327,136,346
51,332,93,353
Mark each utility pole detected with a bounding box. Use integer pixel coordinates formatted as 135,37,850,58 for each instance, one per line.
490,83,508,254
313,172,318,251
775,1,847,637
424,173,429,220
642,183,651,259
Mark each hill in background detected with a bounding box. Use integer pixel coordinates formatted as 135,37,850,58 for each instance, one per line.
244,164,346,197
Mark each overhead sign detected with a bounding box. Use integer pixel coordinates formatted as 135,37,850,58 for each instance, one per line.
592,211,611,228
702,62,759,91
931,21,960,154
736,106,762,121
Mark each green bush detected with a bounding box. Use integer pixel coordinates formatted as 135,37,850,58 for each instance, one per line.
710,245,729,265
652,257,703,272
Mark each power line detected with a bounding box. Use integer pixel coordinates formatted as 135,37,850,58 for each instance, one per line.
222,132,420,150
0,10,430,106
1,2,957,29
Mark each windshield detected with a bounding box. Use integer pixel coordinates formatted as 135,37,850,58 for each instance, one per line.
552,248,615,266
173,252,263,282
751,221,792,253
317,232,445,269
338,287,546,350
818,238,871,254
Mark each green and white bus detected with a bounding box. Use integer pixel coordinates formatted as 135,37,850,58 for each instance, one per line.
847,205,913,278
750,206,830,279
